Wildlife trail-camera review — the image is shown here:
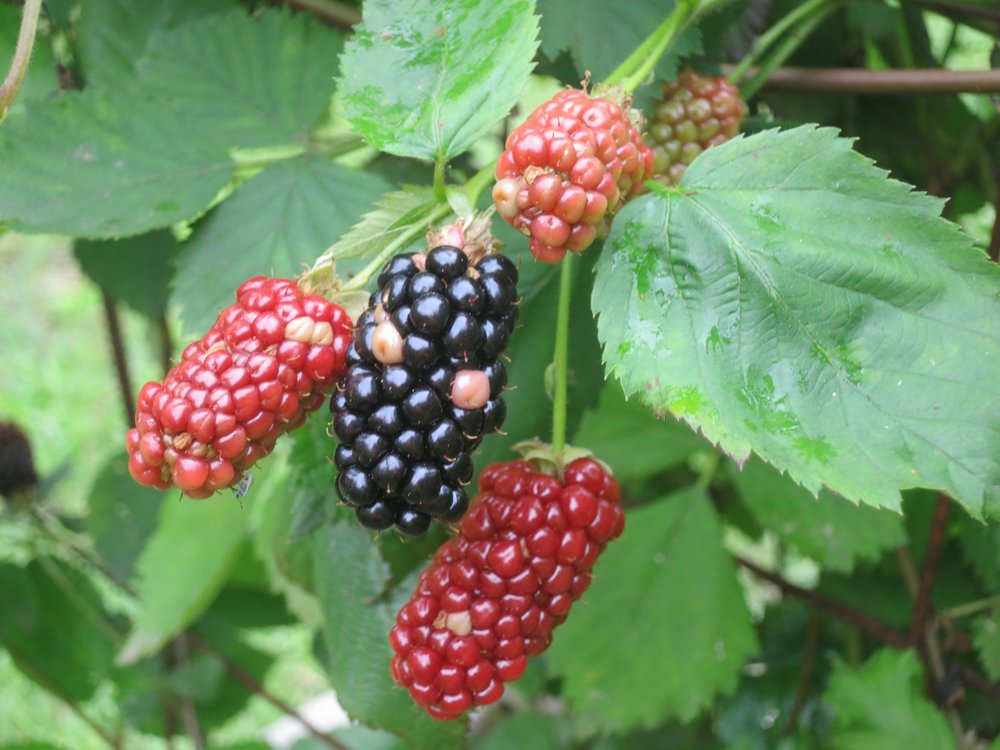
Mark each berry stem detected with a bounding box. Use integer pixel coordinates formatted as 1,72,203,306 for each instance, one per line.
550,255,574,455
433,154,447,204
0,0,42,122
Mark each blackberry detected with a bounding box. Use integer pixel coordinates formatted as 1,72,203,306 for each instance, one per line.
331,225,517,535
0,422,38,498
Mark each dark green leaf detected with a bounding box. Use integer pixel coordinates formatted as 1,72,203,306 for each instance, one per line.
728,457,905,572
85,454,166,585
825,649,955,749
313,522,467,750
117,498,247,664
0,91,233,238
74,231,180,319
973,610,1000,681
593,126,1000,517
0,559,118,702
472,711,563,750
340,0,539,160
546,488,757,729
171,156,390,336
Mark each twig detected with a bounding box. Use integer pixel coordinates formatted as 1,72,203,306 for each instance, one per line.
101,292,135,427
172,634,206,750
783,611,820,734
0,0,43,121
187,633,351,750
734,556,910,648
721,65,1000,94
953,663,1000,703
284,0,361,28
910,494,951,644
909,0,1000,24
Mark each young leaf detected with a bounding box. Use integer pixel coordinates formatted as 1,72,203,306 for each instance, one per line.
593,126,1000,517
117,498,247,665
339,0,539,160
728,458,905,573
0,91,233,238
312,522,467,750
171,156,390,336
324,187,436,262
973,610,1000,681
825,649,956,749
545,488,757,730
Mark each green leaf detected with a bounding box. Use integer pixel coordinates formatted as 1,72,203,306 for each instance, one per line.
85,454,166,586
728,458,905,572
340,0,539,160
313,522,467,750
325,187,436,262
171,156,390,336
825,649,956,750
973,610,1000,681
0,91,233,238
135,9,343,150
593,126,1000,517
0,559,118,702
74,231,180,319
472,712,563,750
77,0,236,90
574,381,707,483
545,488,757,730
117,498,247,665
537,0,701,84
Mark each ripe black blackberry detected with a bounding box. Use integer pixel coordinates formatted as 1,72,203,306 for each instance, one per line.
331,229,519,535
0,421,38,498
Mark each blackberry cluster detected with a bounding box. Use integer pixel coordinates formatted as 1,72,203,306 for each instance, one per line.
0,421,38,497
389,456,625,719
331,245,519,535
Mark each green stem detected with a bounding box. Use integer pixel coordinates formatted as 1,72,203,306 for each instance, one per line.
550,255,574,454
0,0,43,122
942,594,1000,621
230,135,366,172
728,0,833,84
433,155,447,204
694,449,721,490
605,1,697,91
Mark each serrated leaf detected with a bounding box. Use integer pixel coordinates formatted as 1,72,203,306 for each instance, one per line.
74,231,180,319
536,0,701,84
973,611,1000,681
325,188,435,262
0,559,118,702
0,91,233,238
340,0,539,160
313,522,467,750
728,458,905,572
77,0,236,90
593,126,1000,517
135,9,342,150
825,649,955,750
171,156,390,336
546,488,757,730
85,454,166,586
118,499,247,665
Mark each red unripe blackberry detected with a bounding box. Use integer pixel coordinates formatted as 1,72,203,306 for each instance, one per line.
389,454,624,719
494,88,654,264
0,421,38,497
647,69,746,185
126,277,352,498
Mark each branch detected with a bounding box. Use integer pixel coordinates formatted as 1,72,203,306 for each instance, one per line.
187,634,351,750
953,663,1000,704
734,556,910,648
783,611,820,734
172,634,206,750
722,65,1000,94
284,0,361,29
910,494,951,643
101,292,135,427
0,0,43,121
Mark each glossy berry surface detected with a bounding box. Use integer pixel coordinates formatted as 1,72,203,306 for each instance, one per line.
493,89,654,263
331,243,518,535
389,456,625,719
647,69,746,185
126,277,352,498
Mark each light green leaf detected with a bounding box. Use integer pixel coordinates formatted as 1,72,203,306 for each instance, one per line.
593,126,1000,517
135,9,342,150
325,187,436,262
117,499,247,665
313,523,467,750
728,458,905,572
973,610,1000,681
0,91,233,238
77,0,236,90
171,156,390,336
546,488,757,730
340,0,539,160
825,649,955,750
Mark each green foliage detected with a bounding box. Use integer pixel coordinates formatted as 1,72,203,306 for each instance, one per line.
973,610,1000,681
339,0,539,160
594,126,1000,517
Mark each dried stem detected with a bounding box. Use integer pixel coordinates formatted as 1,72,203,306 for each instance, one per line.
910,494,951,643
722,65,1000,94
101,292,135,427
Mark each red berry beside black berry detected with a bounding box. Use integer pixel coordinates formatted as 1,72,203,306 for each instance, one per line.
389,456,624,719
0,421,38,497
331,244,519,535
